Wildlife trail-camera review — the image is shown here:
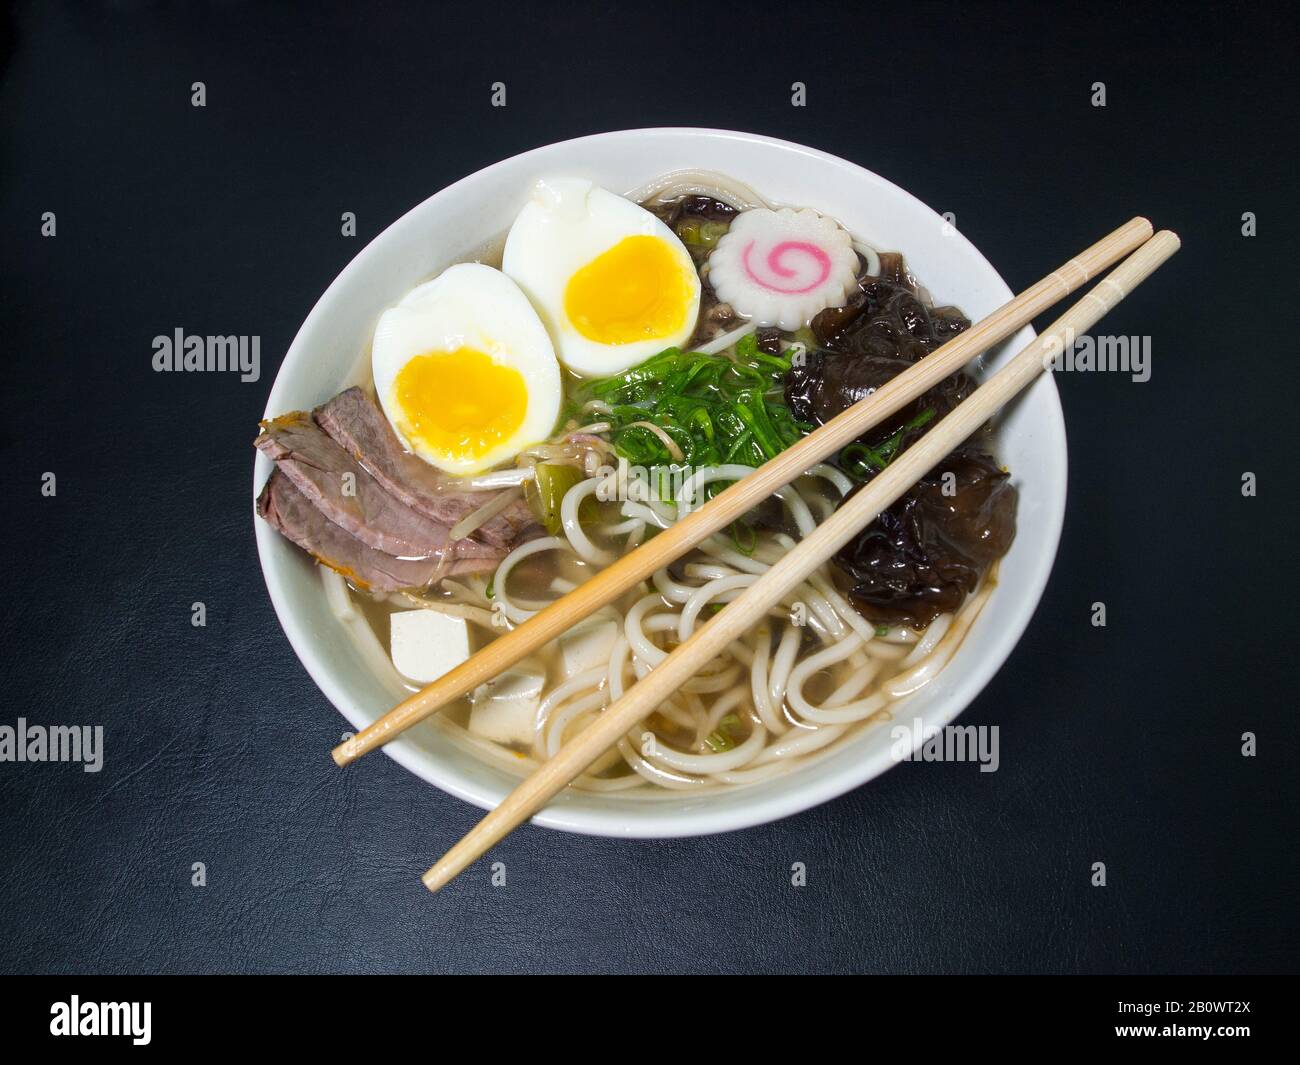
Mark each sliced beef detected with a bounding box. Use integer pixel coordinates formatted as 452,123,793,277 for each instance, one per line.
257,471,499,591
312,387,539,549
255,410,499,561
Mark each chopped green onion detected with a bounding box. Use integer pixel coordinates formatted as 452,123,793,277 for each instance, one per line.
840,407,937,480
730,520,757,555
704,713,743,752
704,731,733,752
568,341,809,473
697,220,730,247
525,462,585,535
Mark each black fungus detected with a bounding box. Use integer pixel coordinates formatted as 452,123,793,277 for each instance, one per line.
810,268,970,363
833,449,1018,628
785,350,975,455
646,194,737,228
755,327,784,356
679,194,738,222
688,276,739,348
788,252,1014,629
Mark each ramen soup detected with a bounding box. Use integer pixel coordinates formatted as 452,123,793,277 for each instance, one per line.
255,171,1018,793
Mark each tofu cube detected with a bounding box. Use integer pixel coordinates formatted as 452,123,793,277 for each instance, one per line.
469,666,545,747
558,619,618,679
390,610,470,685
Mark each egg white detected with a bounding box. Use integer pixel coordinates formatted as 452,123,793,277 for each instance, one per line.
371,262,561,476
502,177,701,377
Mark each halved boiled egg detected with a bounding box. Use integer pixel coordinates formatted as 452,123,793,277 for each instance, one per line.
502,177,701,377
371,263,561,476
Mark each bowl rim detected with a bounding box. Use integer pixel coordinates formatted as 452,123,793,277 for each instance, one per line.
254,126,1067,838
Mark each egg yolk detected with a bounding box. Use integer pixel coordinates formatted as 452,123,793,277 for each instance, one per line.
564,235,693,345
393,347,527,462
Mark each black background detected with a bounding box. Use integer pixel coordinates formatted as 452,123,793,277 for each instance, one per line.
0,0,1295,975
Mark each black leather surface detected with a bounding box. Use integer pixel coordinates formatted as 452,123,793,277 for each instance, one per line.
0,1,1295,974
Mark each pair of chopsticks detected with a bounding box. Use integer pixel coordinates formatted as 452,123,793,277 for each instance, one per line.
331,218,1179,892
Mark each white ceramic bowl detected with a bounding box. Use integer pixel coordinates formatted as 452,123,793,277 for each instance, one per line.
254,128,1066,838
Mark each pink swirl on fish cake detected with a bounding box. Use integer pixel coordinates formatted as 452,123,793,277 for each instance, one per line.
741,239,832,295
706,207,858,330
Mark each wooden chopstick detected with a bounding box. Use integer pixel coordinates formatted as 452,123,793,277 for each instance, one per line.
332,216,1153,768
421,230,1181,891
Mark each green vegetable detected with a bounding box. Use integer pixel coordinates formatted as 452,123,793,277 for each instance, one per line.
525,462,584,535
697,221,729,247
839,407,937,480
704,713,743,753
730,520,757,555
676,219,702,245
568,340,812,477
677,219,730,248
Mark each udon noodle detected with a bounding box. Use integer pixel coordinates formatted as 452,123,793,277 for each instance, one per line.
329,462,997,792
